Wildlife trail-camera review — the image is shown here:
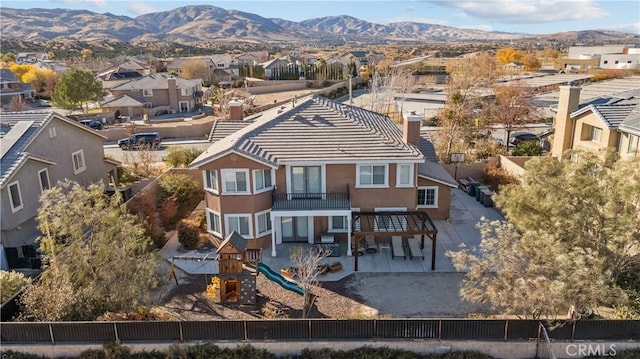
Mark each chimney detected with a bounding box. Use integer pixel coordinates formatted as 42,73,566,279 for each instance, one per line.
551,84,581,158
402,111,422,147
228,99,244,121
167,77,178,112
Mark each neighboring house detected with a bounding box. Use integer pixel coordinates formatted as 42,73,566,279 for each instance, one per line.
166,58,217,85
0,111,119,269
189,96,456,258
0,68,35,107
504,61,525,72
341,50,385,69
236,51,269,65
98,60,151,90
551,86,640,159
260,58,295,80
103,73,203,119
16,52,48,64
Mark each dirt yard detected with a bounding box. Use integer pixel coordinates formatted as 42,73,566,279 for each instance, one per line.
154,268,495,320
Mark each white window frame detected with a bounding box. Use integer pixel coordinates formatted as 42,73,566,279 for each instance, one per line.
181,88,191,96
328,215,349,233
8,181,23,213
627,134,639,155
417,186,439,208
206,209,222,237
203,170,218,194
253,169,274,194
48,126,57,138
356,164,388,188
396,164,414,188
38,168,50,193
255,209,272,236
72,149,86,174
220,169,250,195
374,207,407,232
225,213,253,239
142,89,153,97
590,126,602,142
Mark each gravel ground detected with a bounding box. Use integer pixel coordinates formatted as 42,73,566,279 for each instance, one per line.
155,270,494,320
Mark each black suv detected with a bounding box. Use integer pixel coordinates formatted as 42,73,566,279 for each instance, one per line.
118,132,161,150
79,119,103,130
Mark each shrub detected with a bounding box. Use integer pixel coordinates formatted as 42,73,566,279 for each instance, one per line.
482,162,519,193
158,173,202,208
0,271,31,303
163,147,204,168
0,351,41,359
512,140,543,156
177,219,200,250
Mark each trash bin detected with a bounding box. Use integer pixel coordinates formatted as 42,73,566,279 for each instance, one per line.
481,188,494,207
468,182,479,197
476,186,488,202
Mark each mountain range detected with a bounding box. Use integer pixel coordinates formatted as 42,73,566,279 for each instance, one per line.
3,5,637,45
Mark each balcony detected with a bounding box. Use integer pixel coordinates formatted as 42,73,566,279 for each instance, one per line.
271,191,350,211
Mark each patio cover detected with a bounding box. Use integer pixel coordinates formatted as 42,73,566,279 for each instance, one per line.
351,211,438,271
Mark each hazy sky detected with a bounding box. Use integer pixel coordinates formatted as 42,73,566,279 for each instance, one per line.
3,0,639,35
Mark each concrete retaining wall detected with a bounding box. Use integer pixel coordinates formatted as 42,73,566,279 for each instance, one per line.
100,119,214,141
4,340,638,359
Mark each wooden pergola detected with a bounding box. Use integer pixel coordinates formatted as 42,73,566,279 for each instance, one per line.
351,211,438,271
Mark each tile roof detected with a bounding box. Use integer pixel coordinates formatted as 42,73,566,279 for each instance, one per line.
0,112,55,187
570,88,640,129
191,96,423,168
417,129,458,188
102,94,146,107
619,111,640,135
208,120,253,143
111,73,201,91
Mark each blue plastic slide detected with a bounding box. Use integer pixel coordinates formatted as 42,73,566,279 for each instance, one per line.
257,262,303,296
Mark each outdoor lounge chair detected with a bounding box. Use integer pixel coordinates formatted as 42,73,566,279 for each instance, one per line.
391,236,406,260
407,237,424,260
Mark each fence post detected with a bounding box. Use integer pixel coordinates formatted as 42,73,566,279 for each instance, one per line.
179,322,184,342
438,320,442,340
308,320,312,341
571,320,576,341
114,322,119,342
48,323,55,344
504,320,509,341
243,320,248,341
372,319,377,341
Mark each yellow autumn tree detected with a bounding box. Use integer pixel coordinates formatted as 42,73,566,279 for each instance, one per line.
496,47,524,65
9,63,35,80
522,54,542,71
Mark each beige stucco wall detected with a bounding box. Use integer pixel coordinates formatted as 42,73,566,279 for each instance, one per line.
572,112,619,153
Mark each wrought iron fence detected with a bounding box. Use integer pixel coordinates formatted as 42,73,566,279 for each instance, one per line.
1,319,638,344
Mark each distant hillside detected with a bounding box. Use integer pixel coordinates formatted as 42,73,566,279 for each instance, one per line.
0,5,535,44
1,5,637,48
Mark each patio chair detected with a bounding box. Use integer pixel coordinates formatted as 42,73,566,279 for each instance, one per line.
407,237,424,261
364,235,378,254
391,236,406,260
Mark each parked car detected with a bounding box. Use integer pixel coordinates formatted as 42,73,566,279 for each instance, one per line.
118,132,161,150
79,119,103,130
509,132,539,145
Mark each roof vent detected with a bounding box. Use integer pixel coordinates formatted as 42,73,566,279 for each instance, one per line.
312,114,322,121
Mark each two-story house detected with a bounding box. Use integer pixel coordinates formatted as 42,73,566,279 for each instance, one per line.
190,96,457,260
0,112,119,269
102,73,203,119
0,68,35,107
551,85,640,159
166,58,217,86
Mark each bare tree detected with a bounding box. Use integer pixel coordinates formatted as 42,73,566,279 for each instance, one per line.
289,246,330,318
490,81,542,145
8,96,27,112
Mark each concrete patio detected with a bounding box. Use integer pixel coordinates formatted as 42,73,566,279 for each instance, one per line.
259,188,504,281
160,188,504,281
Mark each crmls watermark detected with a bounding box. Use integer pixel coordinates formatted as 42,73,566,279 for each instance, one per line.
565,344,617,357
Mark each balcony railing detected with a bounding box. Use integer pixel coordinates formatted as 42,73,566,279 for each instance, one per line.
272,190,350,211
